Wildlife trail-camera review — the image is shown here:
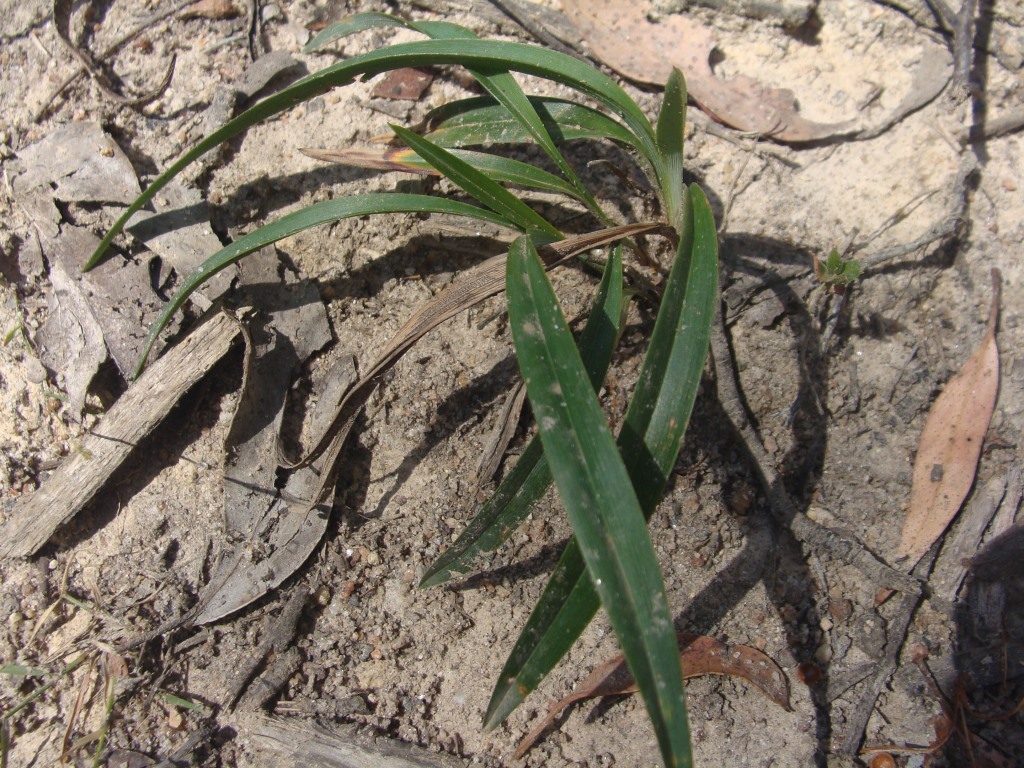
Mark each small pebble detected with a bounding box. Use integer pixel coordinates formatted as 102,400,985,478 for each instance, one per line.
261,3,281,23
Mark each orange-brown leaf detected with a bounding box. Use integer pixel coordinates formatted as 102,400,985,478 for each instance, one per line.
370,68,433,100
181,0,240,20
897,270,1001,566
515,633,790,758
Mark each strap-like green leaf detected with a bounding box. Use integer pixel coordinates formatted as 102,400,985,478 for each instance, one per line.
486,186,717,735
313,145,589,203
402,19,606,222
506,235,692,767
397,149,585,201
305,12,474,52
86,38,658,269
420,246,624,588
132,194,514,376
656,69,687,227
391,126,560,239
304,12,406,51
312,13,604,220
424,96,640,150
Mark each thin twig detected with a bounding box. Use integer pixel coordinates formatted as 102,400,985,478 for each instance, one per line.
718,142,757,234
951,0,979,100
37,0,189,121
150,723,215,768
247,0,265,60
841,552,936,755
857,154,976,268
476,381,527,484
955,105,1024,143
226,588,310,709
923,0,958,30
858,189,938,250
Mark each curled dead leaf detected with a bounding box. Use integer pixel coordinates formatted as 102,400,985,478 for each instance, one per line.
897,270,1001,567
515,633,790,758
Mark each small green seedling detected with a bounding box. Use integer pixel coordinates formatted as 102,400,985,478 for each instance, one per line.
84,13,719,767
814,248,862,294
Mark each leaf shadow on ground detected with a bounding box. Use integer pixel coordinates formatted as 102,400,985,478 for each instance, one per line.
952,529,1024,764
677,235,833,765
366,353,520,520
212,165,394,229
312,232,510,303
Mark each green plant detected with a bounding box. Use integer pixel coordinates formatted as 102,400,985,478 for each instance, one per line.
814,248,862,293
85,13,718,767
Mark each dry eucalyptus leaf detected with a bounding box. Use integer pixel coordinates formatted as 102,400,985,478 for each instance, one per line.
515,633,791,758
897,270,1001,566
219,247,331,537
14,122,141,205
194,352,356,625
46,226,175,378
562,0,854,141
561,0,951,142
12,122,141,240
126,179,236,309
0,311,242,558
235,51,303,101
37,254,107,417
192,248,333,624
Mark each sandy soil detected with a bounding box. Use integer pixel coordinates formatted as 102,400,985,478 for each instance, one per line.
1,0,1022,766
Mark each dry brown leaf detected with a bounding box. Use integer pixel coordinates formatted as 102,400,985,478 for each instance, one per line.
300,146,435,175
181,0,241,21
47,226,178,379
193,352,358,624
371,68,434,100
14,122,141,206
191,249,336,624
515,633,791,758
37,253,107,417
562,0,855,142
897,269,1001,567
561,0,950,142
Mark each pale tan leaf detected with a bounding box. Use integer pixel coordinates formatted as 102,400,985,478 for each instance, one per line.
562,0,948,143
562,0,854,141
300,146,434,175
897,269,1001,566
515,633,790,758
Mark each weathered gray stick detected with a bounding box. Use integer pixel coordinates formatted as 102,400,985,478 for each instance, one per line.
0,310,241,558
